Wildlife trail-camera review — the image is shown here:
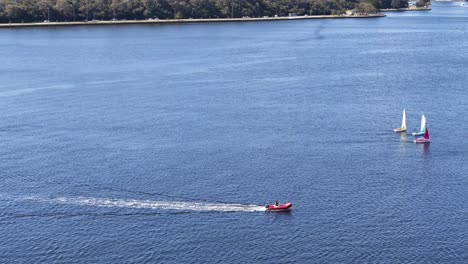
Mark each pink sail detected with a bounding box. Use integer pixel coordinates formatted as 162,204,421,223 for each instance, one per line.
424,127,430,140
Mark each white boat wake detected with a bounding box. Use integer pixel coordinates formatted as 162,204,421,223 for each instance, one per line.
17,195,267,212
0,84,75,97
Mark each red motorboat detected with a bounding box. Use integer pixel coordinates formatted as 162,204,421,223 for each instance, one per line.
265,202,292,211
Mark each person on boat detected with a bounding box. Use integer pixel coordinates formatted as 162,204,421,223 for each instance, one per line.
275,201,279,206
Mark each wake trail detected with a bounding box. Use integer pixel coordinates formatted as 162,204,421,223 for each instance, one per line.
14,195,267,212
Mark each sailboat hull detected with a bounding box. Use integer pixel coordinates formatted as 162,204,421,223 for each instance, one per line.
412,131,424,136
394,128,406,133
414,138,430,143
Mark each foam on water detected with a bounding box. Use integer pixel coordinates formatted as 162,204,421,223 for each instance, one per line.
16,195,267,212
0,84,76,97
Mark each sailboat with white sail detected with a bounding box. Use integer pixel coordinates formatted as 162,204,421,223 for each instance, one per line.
412,114,426,136
393,109,407,133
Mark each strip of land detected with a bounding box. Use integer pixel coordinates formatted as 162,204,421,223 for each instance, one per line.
0,14,385,29
379,7,432,11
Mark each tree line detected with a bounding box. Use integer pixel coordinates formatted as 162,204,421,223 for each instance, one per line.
0,0,414,23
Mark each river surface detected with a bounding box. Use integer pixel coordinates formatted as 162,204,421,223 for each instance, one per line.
0,2,467,263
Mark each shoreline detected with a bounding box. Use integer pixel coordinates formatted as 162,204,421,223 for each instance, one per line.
379,7,432,12
0,14,385,29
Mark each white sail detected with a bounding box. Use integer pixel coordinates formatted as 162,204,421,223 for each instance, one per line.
401,109,406,130
420,114,426,133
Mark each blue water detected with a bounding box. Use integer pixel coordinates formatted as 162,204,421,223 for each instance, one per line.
1,2,468,263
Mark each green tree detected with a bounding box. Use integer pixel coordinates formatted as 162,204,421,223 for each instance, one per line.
36,0,54,21
0,0,384,23
415,0,429,8
3,0,27,22
391,0,408,8
354,1,377,14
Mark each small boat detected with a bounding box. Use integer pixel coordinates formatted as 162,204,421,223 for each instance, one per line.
393,109,407,133
414,126,430,143
265,202,292,212
412,114,426,136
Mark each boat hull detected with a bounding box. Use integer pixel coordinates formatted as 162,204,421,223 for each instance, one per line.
414,139,430,143
265,203,292,211
393,128,406,133
412,131,424,136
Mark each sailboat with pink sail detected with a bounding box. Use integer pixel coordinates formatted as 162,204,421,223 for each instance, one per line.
414,126,430,143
